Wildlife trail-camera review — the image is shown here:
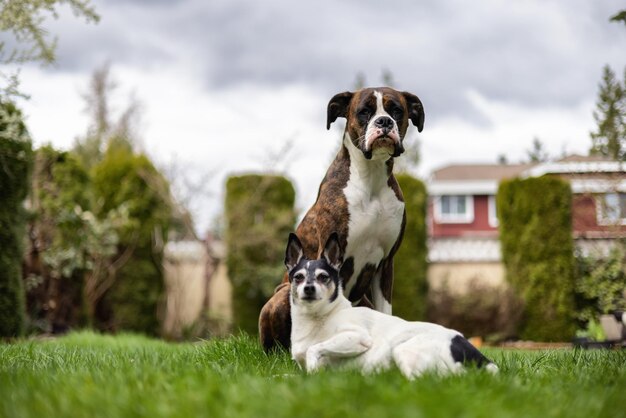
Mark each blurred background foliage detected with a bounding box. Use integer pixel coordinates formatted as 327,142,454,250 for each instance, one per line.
18,65,179,336
393,173,428,321
497,176,577,341
0,101,32,337
225,174,296,334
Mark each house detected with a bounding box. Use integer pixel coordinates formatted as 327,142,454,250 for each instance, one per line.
426,155,626,292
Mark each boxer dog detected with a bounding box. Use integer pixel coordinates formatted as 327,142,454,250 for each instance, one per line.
259,87,425,351
286,233,498,378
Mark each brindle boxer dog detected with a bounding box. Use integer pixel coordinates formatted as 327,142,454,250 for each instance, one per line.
259,87,425,352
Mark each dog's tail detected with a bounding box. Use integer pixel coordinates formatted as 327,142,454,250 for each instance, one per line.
450,335,498,374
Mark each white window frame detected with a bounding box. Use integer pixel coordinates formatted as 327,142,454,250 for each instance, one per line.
488,195,499,227
597,192,626,225
434,195,474,224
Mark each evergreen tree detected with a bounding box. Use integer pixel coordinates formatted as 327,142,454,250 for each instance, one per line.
497,176,577,341
0,101,33,337
526,137,549,163
610,10,626,26
590,65,626,160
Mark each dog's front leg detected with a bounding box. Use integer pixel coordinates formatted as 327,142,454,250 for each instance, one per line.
372,258,393,315
305,330,372,373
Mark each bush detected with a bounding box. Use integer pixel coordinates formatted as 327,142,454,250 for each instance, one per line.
92,140,172,335
225,174,296,334
427,280,524,341
0,101,33,337
23,146,93,333
393,174,428,320
575,243,626,324
497,176,577,341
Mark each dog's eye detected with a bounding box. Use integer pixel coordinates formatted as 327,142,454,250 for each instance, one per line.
358,109,371,121
390,107,403,120
317,273,330,283
293,273,305,283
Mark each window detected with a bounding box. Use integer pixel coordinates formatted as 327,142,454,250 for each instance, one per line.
488,195,498,227
598,192,626,225
435,195,474,223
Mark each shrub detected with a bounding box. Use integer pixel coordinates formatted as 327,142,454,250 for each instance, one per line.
0,101,33,337
497,176,577,341
225,174,296,334
23,146,93,333
92,140,172,335
427,280,524,341
393,174,428,320
575,243,626,324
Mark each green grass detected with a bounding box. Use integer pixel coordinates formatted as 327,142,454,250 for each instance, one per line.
1,332,625,418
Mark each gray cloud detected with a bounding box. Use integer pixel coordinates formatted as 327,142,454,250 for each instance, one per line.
40,0,626,125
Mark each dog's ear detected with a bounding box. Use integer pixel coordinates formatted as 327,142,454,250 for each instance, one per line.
402,91,425,133
327,91,353,130
285,233,304,272
322,232,343,270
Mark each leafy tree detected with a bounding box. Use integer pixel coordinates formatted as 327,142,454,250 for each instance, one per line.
92,140,172,335
590,65,626,160
73,63,141,170
0,1,98,335
0,0,99,98
22,64,166,334
0,100,33,337
24,146,130,332
20,63,177,336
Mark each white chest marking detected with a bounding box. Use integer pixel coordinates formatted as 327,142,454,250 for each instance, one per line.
342,134,404,296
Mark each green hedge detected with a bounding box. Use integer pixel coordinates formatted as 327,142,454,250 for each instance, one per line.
225,174,296,334
0,101,33,337
497,176,576,341
393,174,428,320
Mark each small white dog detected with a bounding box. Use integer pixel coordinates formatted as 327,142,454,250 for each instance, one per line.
286,233,498,378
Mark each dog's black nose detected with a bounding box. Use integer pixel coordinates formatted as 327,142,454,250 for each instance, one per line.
303,284,315,296
374,116,394,130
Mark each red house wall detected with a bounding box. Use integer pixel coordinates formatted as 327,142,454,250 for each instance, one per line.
429,193,626,239
572,194,626,238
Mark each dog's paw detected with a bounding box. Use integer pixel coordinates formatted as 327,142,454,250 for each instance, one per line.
306,350,323,373
361,335,373,349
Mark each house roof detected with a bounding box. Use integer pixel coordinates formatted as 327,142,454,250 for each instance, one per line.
555,154,615,163
431,163,534,181
428,155,626,195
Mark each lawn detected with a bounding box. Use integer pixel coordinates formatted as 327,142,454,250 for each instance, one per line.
1,332,625,418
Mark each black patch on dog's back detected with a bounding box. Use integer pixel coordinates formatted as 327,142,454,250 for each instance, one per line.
450,335,490,368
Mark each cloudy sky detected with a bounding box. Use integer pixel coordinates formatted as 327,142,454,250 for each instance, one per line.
12,0,626,234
